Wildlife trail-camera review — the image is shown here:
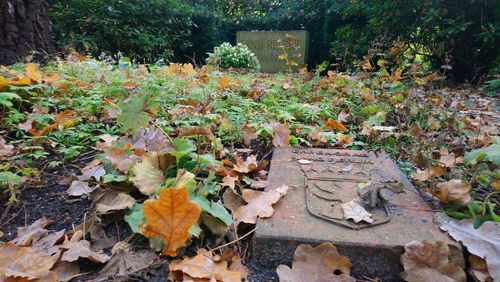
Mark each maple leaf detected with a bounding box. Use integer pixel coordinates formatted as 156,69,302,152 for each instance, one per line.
435,179,472,204
400,240,466,282
277,243,354,282
270,122,291,147
129,152,167,196
325,118,348,132
241,125,258,145
141,187,201,256
234,185,288,226
341,200,374,223
169,249,243,282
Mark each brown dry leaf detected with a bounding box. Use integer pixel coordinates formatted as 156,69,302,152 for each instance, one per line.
10,217,53,247
221,175,238,191
409,123,423,136
132,127,173,152
93,189,136,214
232,154,259,174
43,73,61,85
400,240,466,282
435,179,472,204
234,185,288,225
99,242,158,278
66,180,95,196
51,261,80,282
96,134,119,149
77,164,106,182
1,243,60,281
241,125,258,146
169,249,242,282
0,136,15,157
61,231,110,263
341,200,373,223
141,188,201,256
439,149,457,168
439,218,499,281
129,152,167,196
325,118,348,132
216,76,232,91
277,243,354,282
178,126,214,140
270,122,291,147
25,63,42,83
222,189,245,213
469,255,492,282
103,146,140,172
412,166,446,182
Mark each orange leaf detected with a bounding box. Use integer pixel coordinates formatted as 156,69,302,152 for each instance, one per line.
25,63,42,83
325,118,348,132
43,73,61,84
216,76,231,91
142,188,201,256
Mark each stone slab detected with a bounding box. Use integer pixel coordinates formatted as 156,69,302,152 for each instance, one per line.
236,30,308,72
252,148,461,281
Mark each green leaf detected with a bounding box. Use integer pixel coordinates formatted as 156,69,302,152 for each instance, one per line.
464,144,500,166
0,171,21,189
361,105,379,116
0,92,22,107
125,203,145,233
117,94,151,134
102,174,128,183
192,196,233,226
171,139,197,161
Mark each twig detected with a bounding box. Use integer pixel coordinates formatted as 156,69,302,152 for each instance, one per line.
208,226,257,253
152,120,174,143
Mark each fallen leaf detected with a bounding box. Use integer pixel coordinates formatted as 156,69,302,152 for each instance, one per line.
51,261,80,282
66,180,95,196
221,175,238,190
99,242,158,278
96,134,119,149
276,243,354,282
169,249,242,282
234,185,288,225
439,218,499,281
338,164,353,173
129,152,167,196
0,136,15,157
178,126,214,140
469,255,492,282
222,189,245,213
270,122,291,147
1,242,60,281
103,146,140,172
231,154,259,174
341,200,373,223
412,166,446,182
435,179,472,204
241,125,258,146
325,118,348,132
400,240,466,282
439,150,457,168
25,63,42,83
93,189,136,214
141,187,201,256
132,127,173,152
77,164,106,182
61,231,110,263
10,216,53,247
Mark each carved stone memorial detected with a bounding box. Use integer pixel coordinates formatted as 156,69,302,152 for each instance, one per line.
236,30,308,72
252,148,461,280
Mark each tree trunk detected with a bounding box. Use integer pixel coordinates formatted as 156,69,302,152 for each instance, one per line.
0,0,54,65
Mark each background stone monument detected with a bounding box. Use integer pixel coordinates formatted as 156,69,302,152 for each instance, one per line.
237,30,308,72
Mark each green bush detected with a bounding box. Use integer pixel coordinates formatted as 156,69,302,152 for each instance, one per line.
48,0,193,63
206,43,260,70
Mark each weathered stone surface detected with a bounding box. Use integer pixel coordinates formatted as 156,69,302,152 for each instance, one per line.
252,148,461,281
237,30,308,72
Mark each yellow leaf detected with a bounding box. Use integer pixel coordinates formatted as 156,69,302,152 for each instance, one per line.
142,188,201,256
0,76,9,88
25,63,42,83
325,118,348,132
11,76,32,86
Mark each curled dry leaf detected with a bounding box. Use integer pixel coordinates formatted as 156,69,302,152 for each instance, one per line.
234,185,288,226
77,164,106,182
469,255,492,282
93,189,136,214
439,218,500,281
99,242,158,278
277,243,355,282
412,166,446,182
0,136,14,157
270,122,291,147
178,125,215,140
61,231,110,263
169,249,243,282
435,179,472,204
141,187,201,256
66,180,95,196
129,152,168,196
10,216,53,247
1,242,60,281
325,118,348,132
221,175,238,190
341,200,373,223
241,125,258,146
400,240,466,282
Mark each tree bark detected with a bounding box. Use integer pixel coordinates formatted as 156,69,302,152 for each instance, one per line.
0,0,54,65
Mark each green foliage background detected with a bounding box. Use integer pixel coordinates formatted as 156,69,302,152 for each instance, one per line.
48,0,499,81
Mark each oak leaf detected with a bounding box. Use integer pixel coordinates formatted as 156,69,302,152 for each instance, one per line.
141,188,201,256
234,185,288,226
435,180,471,204
270,122,290,147
169,249,242,282
400,240,466,282
277,243,355,282
412,166,446,182
341,200,373,223
129,152,167,196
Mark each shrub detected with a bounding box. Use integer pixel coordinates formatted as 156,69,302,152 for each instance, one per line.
206,43,260,70
48,0,193,63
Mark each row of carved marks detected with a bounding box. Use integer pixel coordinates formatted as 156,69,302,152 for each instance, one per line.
292,149,370,158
